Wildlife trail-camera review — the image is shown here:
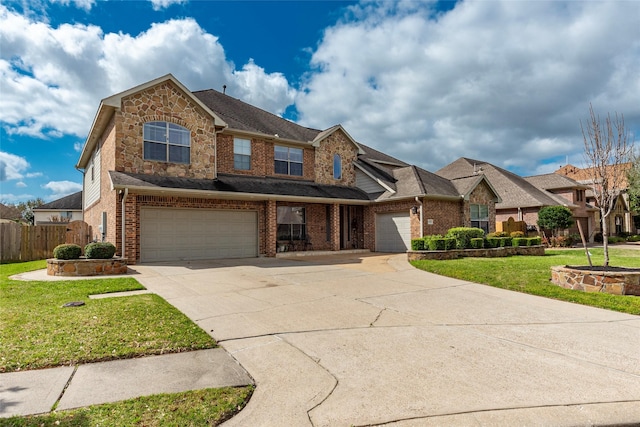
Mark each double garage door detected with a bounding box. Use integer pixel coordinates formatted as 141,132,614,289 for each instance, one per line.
375,212,411,253
140,208,258,262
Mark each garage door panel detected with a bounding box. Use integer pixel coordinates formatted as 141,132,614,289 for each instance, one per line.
376,212,411,253
140,208,258,262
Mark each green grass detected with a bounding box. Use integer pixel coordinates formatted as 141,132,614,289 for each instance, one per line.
0,386,254,426
0,261,217,373
411,248,640,315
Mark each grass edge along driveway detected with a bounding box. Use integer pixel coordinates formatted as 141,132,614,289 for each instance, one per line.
0,260,252,426
411,247,640,315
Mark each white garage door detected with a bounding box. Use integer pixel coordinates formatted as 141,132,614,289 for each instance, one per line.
375,212,411,252
140,208,258,262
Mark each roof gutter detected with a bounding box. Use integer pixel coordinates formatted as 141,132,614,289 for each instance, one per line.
222,128,313,147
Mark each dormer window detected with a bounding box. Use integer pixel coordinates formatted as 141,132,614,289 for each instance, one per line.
333,154,342,180
143,121,190,164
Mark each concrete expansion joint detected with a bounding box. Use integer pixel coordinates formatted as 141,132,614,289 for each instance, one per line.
52,365,78,412
222,335,283,354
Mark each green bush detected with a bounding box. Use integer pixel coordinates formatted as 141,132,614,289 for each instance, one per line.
53,244,82,260
498,237,512,247
512,237,526,247
608,236,626,244
446,227,485,249
627,235,640,242
527,237,542,246
444,238,457,250
85,242,116,259
487,231,509,238
427,238,446,251
470,238,484,249
510,231,525,238
411,239,426,250
485,237,500,248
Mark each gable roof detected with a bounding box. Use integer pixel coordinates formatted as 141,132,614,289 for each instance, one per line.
312,125,364,154
524,173,587,191
77,74,228,169
437,158,568,209
33,191,83,211
357,143,409,168
193,89,320,143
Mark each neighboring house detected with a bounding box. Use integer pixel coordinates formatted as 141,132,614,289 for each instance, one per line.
523,174,596,239
0,203,22,222
76,74,500,264
33,191,84,225
556,164,634,235
436,158,592,237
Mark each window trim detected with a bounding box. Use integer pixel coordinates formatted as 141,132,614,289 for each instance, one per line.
470,203,489,233
234,138,252,170
274,145,303,176
143,121,191,164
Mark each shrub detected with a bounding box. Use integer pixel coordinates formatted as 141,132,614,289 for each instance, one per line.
608,236,625,244
411,239,425,251
618,231,630,239
446,227,485,249
444,238,457,250
85,242,116,259
627,235,640,242
512,237,526,247
485,237,500,248
470,238,484,249
427,238,446,251
537,206,574,237
53,244,82,260
498,237,512,247
487,231,508,238
510,231,525,238
527,237,542,246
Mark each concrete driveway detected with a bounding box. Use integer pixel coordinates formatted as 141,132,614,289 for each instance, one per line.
131,253,640,426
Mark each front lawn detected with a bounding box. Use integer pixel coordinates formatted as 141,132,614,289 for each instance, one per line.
411,248,640,315
0,260,217,373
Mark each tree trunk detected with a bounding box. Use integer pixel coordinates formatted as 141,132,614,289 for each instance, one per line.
601,209,610,267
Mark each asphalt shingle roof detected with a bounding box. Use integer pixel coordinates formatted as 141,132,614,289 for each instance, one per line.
34,191,83,210
193,89,321,142
436,158,563,209
109,171,370,201
524,173,587,190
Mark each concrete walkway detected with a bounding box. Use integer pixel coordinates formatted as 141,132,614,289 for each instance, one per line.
0,349,252,418
3,253,640,425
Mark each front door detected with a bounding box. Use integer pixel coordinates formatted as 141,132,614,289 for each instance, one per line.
339,205,363,249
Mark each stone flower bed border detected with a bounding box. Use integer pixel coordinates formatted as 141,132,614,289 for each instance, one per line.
551,265,640,296
408,245,545,261
47,257,128,277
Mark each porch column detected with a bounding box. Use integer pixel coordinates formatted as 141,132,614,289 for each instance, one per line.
266,199,277,257
331,203,340,251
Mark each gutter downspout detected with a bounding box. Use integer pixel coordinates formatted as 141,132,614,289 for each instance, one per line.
415,196,424,238
121,188,128,259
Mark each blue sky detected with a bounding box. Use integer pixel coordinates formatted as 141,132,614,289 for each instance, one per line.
1,0,638,204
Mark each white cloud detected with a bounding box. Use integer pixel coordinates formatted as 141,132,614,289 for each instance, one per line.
297,0,640,175
16,181,27,188
150,0,186,11
0,193,35,204
49,0,95,12
0,6,296,138
42,180,82,200
0,151,30,181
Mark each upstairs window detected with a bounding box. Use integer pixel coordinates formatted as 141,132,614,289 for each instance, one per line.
275,145,303,176
234,138,251,170
333,154,342,180
470,204,489,233
143,121,190,164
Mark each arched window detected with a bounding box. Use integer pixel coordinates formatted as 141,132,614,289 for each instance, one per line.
333,154,342,180
143,121,190,164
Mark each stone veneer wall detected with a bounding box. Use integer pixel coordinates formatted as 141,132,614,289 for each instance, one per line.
314,130,358,186
466,181,497,233
116,81,217,179
47,258,128,276
550,265,640,296
408,245,545,261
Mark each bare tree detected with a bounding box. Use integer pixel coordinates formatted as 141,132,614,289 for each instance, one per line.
581,104,633,266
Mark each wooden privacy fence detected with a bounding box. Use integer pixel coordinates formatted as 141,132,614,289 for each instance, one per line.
496,217,527,235
0,220,92,262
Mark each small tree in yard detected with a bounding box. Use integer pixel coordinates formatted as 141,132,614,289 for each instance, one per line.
537,206,574,238
581,104,634,266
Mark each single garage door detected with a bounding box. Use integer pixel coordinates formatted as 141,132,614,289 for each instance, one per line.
140,208,258,262
375,211,411,252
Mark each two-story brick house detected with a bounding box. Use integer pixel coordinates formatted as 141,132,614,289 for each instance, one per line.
76,74,499,263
